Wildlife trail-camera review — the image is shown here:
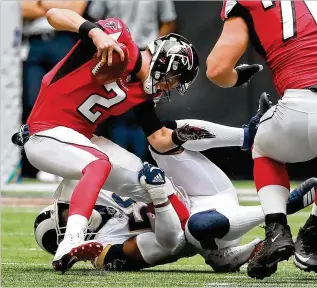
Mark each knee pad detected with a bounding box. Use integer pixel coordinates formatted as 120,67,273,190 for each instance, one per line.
185,210,230,250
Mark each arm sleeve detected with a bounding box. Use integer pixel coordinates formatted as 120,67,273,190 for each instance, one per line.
221,0,239,21
133,101,164,137
221,1,249,22
175,119,244,151
158,0,177,22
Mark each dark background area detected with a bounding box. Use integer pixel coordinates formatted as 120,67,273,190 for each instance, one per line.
155,1,317,181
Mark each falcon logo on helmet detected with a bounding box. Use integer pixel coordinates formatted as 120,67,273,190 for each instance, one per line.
166,42,194,70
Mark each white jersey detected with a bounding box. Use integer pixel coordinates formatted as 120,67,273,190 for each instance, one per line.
54,179,153,246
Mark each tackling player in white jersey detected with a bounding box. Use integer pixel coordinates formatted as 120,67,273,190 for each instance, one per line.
34,162,316,272
34,99,317,273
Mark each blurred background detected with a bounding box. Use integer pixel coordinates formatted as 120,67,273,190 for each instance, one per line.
1,0,317,190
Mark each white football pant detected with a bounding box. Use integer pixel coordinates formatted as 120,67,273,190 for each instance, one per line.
253,89,317,162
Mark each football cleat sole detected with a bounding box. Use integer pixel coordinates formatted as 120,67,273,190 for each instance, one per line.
293,255,317,273
52,242,103,274
248,244,294,279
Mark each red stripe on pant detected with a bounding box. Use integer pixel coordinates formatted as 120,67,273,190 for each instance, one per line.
147,194,190,230
68,144,111,218
254,157,290,192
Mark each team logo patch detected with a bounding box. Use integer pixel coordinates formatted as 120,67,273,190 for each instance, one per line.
103,21,118,31
166,41,194,70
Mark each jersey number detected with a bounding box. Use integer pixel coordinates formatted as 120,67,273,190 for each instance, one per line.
112,193,151,233
78,82,126,123
262,1,317,41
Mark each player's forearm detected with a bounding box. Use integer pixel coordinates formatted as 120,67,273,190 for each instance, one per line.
22,1,46,19
176,119,244,151
40,1,87,15
159,21,177,37
147,127,177,153
206,57,238,88
46,8,87,33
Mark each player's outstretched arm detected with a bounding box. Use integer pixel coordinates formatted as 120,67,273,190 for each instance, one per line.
176,119,244,151
134,101,214,153
206,17,261,88
46,8,124,65
46,8,87,33
174,92,272,152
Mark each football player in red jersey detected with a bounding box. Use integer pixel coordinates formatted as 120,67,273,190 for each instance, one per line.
13,8,205,273
205,0,317,279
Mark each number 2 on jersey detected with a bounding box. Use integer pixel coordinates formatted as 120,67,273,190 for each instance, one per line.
78,82,126,123
262,0,317,41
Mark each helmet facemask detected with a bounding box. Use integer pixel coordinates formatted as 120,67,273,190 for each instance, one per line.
34,201,102,255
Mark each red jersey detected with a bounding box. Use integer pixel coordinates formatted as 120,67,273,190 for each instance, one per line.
221,0,317,95
27,18,152,138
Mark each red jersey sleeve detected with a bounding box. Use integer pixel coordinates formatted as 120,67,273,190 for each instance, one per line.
97,18,140,74
221,0,239,21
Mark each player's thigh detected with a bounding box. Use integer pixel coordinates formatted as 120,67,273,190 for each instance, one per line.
253,103,315,163
91,136,151,203
189,189,239,216
150,148,235,197
308,113,317,155
24,128,107,179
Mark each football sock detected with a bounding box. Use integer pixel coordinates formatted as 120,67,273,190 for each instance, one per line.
175,119,244,151
254,157,290,218
69,159,111,219
65,214,88,239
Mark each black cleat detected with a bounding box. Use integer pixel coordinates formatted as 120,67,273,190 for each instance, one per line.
294,224,317,273
258,92,272,117
247,223,294,279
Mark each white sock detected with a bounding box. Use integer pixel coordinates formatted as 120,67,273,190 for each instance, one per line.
154,204,184,251
221,206,265,241
312,203,317,216
65,214,88,240
258,185,289,215
176,119,244,151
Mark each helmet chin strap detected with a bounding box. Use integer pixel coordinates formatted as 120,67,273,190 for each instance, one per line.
143,39,166,95
143,75,158,94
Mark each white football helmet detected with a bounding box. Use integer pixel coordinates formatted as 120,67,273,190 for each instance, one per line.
34,200,103,255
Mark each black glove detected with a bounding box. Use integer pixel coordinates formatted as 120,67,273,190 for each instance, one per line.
11,124,30,147
172,124,216,146
234,64,263,88
241,92,272,152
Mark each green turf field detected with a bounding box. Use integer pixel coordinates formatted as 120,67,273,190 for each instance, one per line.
2,202,316,287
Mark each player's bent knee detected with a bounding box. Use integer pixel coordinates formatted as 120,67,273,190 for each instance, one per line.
185,210,230,250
